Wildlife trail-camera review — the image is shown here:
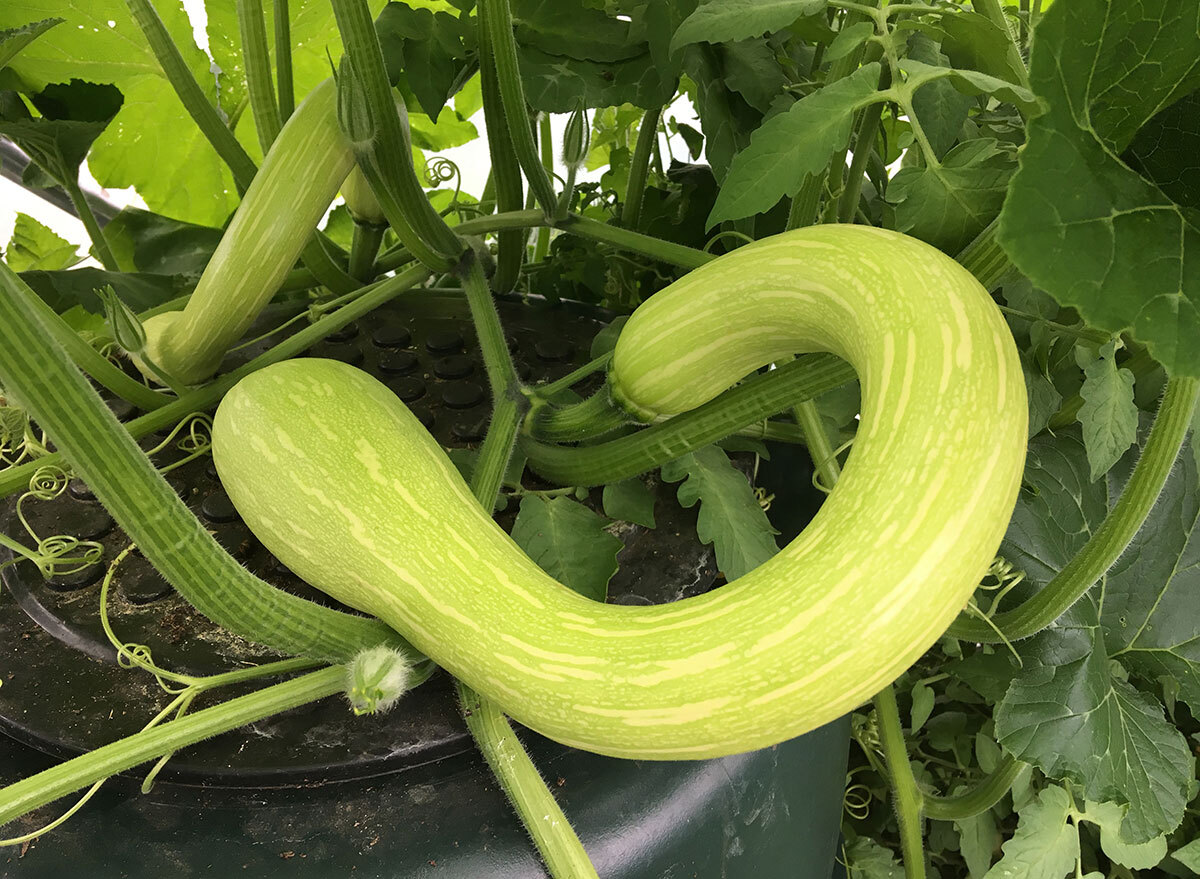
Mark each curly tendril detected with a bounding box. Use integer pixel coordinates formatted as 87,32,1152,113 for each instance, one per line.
144,412,214,474
0,467,105,581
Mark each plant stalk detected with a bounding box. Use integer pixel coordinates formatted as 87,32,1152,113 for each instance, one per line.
63,177,119,271
922,755,1023,820
237,0,282,150
274,0,295,120
620,105,662,230
874,685,927,879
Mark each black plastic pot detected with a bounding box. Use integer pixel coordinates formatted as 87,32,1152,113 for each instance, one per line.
0,293,849,878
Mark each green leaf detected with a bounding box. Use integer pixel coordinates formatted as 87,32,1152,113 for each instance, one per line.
0,79,123,186
680,43,763,181
377,2,475,120
900,57,1034,108
4,213,80,272
937,10,1029,98
0,17,61,69
1021,353,1063,438
825,21,873,63
910,681,935,732
720,38,788,115
1124,90,1200,213
707,61,880,226
887,138,1015,254
670,0,825,55
906,32,973,160
956,809,1001,878
1076,342,1138,480
844,836,904,879
101,207,223,277
517,44,673,112
1077,800,1168,870
0,0,240,226
512,0,639,63
661,445,778,580
19,267,192,314
996,0,1200,379
509,495,621,602
982,785,1078,879
602,478,656,528
1171,837,1200,871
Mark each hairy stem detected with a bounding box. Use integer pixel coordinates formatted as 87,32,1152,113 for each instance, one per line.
461,257,519,402
348,221,385,282
875,685,927,879
274,0,295,120
923,755,1024,821
533,114,554,262
477,0,557,213
237,0,282,150
63,177,119,271
620,105,662,230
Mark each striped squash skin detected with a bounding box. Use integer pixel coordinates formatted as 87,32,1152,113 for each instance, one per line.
142,78,356,385
211,225,1027,760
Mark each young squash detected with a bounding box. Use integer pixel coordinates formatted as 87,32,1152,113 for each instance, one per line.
211,225,1027,760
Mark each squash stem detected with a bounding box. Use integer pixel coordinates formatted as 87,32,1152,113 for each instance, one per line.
533,114,554,262
330,0,463,268
458,396,599,879
947,375,1200,642
477,0,558,214
476,0,526,292
461,258,520,402
63,177,120,272
529,390,629,443
274,0,295,120
0,667,345,831
620,104,662,230
874,685,928,879
0,259,442,666
524,355,855,486
123,0,258,191
348,221,385,282
237,0,282,151
922,754,1024,821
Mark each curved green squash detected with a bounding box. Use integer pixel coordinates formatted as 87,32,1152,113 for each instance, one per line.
142,78,356,385
211,225,1027,760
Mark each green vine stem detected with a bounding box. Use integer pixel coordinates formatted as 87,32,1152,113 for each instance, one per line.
0,264,428,500
458,389,598,879
237,0,282,150
0,666,346,830
533,114,554,262
348,221,385,282
461,257,520,401
123,0,258,190
874,685,928,879
13,280,172,411
524,355,856,485
0,258,429,662
457,682,599,879
274,0,295,120
62,176,119,271
837,66,889,223
922,754,1024,821
620,104,662,230
948,375,1200,642
476,0,525,293
477,0,558,214
330,0,463,267
532,352,612,400
528,390,629,442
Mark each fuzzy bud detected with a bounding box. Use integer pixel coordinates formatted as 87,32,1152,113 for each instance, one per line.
344,646,417,715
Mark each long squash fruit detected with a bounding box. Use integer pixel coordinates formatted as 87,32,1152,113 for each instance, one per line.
141,77,356,385
211,225,1027,760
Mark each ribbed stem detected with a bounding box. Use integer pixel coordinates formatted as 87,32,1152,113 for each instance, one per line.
274,0,295,120
478,0,557,213
124,0,258,190
948,376,1200,642
621,105,662,230
0,264,433,500
0,260,430,662
237,0,282,150
348,221,384,282
563,214,712,269
524,355,856,486
837,69,889,223
875,685,927,879
955,220,1010,291
529,390,629,442
794,397,841,484
330,0,463,265
13,280,172,411
0,667,344,829
923,755,1023,821
461,258,519,403
533,114,554,262
476,0,525,292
